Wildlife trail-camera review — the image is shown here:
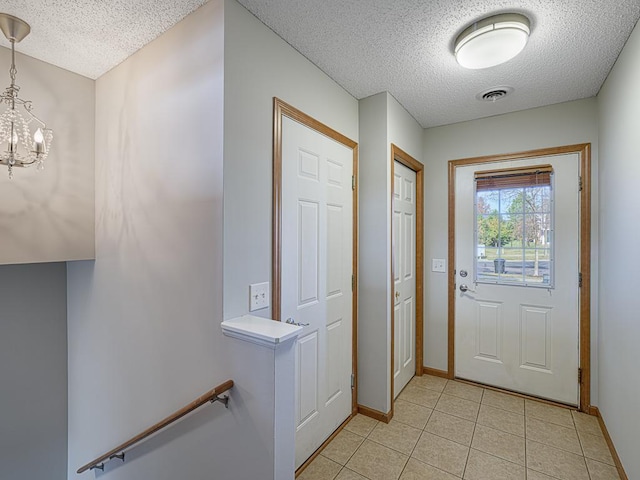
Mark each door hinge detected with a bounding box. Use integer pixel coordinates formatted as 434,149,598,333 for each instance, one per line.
579,176,583,192
578,273,583,288
351,373,355,389
352,274,355,291
352,175,356,191
578,368,583,384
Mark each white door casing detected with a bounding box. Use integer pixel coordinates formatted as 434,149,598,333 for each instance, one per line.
393,161,416,398
281,116,354,468
455,154,580,405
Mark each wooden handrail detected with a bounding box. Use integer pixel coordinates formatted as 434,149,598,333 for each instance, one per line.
77,379,234,474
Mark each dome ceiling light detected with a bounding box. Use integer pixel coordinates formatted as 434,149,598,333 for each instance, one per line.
454,13,530,69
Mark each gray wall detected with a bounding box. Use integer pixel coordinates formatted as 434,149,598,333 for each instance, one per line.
65,1,241,478
358,92,423,413
422,98,600,404
223,0,359,322
597,17,640,479
67,0,361,478
0,48,94,265
0,263,67,480
358,92,391,413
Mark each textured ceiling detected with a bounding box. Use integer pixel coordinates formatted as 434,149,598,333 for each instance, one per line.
0,0,208,79
237,0,640,127
0,1,638,127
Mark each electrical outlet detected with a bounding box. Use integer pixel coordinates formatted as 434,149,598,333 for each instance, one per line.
249,282,269,311
432,258,446,273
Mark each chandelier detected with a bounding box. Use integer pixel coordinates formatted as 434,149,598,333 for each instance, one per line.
0,13,53,179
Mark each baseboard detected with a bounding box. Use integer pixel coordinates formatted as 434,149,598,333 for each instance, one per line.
295,414,353,477
591,406,629,480
357,404,393,424
423,367,451,379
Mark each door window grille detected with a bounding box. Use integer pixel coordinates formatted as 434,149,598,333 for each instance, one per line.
474,165,554,287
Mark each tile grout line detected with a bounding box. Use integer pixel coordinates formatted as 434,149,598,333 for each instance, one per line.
329,381,602,480
421,387,603,479
396,383,440,410
362,421,422,458
462,387,484,479
571,411,595,480
332,430,364,480
397,378,477,480
475,389,539,478
526,414,574,479
431,385,521,477
399,379,446,479
354,420,378,480
524,406,528,480
434,382,531,477
526,438,593,480
331,416,379,480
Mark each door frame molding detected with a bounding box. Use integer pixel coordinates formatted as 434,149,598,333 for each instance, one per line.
447,143,591,412
272,97,359,415
390,144,424,412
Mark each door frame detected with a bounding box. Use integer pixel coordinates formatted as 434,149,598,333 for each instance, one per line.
272,97,359,417
390,144,424,412
447,143,592,412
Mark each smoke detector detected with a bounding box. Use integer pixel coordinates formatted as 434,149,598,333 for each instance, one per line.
476,86,514,102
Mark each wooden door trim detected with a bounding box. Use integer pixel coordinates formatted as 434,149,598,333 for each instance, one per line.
447,143,591,412
390,144,425,415
272,97,359,414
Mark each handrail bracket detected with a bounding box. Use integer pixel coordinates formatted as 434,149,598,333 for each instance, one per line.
77,379,234,474
211,394,230,408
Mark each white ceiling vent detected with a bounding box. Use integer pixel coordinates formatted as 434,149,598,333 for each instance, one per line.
476,86,514,102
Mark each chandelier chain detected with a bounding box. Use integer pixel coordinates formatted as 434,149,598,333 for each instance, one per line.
9,40,16,86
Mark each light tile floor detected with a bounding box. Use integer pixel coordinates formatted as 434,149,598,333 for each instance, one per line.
299,376,620,480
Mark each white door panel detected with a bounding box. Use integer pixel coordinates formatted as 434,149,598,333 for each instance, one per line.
455,154,580,405
393,161,416,398
282,117,353,468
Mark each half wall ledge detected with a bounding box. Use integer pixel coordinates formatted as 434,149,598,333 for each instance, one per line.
221,314,301,348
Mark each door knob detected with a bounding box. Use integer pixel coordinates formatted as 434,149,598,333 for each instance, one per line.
395,291,400,299
285,318,309,327
459,284,476,293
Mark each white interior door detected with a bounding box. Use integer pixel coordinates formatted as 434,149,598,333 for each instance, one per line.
455,154,580,405
393,161,416,398
281,116,353,468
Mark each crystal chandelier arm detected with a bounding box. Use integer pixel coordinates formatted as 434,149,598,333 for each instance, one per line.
22,105,47,128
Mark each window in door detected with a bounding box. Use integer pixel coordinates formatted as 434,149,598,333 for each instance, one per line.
474,165,554,287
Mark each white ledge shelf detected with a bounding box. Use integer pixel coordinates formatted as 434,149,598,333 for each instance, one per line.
221,315,302,349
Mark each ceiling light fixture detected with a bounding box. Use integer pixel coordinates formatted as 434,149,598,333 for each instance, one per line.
454,13,530,70
0,13,53,179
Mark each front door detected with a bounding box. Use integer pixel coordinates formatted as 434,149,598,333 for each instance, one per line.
393,161,416,398
454,154,580,405
281,116,354,468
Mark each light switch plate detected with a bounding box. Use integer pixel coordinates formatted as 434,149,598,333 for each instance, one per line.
249,282,270,311
432,258,446,273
